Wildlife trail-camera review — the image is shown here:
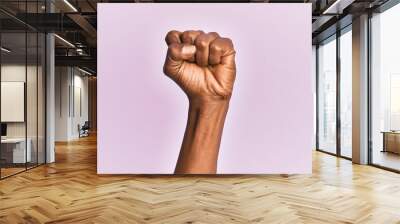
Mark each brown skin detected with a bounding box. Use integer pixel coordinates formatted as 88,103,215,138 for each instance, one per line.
163,30,236,174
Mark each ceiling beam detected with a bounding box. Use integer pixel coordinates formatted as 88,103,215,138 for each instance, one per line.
67,13,97,46
55,55,96,70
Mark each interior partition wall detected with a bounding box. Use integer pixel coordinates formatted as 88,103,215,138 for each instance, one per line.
316,25,353,159
0,1,47,179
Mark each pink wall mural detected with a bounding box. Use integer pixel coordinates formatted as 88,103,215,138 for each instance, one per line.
97,3,313,174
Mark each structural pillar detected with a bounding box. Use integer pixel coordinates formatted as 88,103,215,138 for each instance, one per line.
352,14,369,164
46,1,55,163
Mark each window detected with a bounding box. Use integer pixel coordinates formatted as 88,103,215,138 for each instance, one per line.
317,26,353,158
370,3,400,171
339,28,352,158
317,36,337,154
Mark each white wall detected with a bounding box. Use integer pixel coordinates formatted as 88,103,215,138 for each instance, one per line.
1,64,46,164
70,73,89,138
1,65,26,137
1,65,42,138
55,66,70,141
55,67,89,141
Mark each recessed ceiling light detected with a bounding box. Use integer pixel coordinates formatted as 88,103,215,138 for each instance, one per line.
78,67,93,76
322,0,354,15
1,47,11,53
63,0,78,12
54,34,75,48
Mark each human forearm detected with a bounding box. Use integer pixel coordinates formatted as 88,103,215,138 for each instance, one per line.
174,99,230,174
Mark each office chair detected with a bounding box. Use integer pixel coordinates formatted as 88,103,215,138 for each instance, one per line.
79,121,90,138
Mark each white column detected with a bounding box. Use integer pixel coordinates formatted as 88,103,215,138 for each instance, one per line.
45,0,56,163
46,32,55,163
55,67,73,141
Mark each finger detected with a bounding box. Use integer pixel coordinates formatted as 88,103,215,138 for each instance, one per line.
164,43,197,77
208,38,236,93
180,30,204,45
167,43,196,62
209,37,235,66
209,41,222,65
194,32,219,67
165,30,182,45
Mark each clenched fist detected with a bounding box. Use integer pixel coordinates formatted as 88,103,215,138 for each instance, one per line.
163,30,236,102
164,30,236,174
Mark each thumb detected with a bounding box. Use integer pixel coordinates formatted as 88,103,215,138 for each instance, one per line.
163,43,196,77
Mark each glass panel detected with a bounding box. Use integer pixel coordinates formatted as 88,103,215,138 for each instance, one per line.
38,32,45,165
0,1,46,179
318,36,337,154
27,31,38,169
371,4,400,171
340,29,352,158
26,0,39,169
1,31,27,177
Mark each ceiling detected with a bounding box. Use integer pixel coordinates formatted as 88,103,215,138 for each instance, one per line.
0,0,394,74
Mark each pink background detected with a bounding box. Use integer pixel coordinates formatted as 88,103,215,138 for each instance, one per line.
97,3,313,174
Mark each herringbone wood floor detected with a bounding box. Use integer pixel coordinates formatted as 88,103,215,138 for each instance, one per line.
1,135,400,224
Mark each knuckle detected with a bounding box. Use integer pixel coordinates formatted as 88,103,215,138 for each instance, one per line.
168,43,180,50
167,43,181,58
222,38,234,46
182,30,194,39
165,30,179,40
210,43,221,52
213,38,235,52
208,32,220,38
195,38,208,48
166,30,178,37
181,32,190,41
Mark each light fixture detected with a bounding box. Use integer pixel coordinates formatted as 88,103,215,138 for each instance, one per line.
322,0,354,15
1,47,11,53
76,48,86,55
63,0,78,12
78,67,93,76
54,34,75,48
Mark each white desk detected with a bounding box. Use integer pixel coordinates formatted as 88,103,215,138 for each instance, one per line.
1,138,31,163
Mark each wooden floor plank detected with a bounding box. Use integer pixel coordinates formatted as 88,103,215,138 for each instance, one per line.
0,134,400,223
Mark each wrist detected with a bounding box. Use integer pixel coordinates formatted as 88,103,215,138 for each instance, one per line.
188,98,230,120
188,96,230,110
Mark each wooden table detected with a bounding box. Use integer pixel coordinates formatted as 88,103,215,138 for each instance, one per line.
382,131,400,154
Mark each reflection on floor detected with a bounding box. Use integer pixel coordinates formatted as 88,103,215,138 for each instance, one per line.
341,148,352,158
373,150,400,171
0,135,400,223
0,167,25,178
0,162,42,178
